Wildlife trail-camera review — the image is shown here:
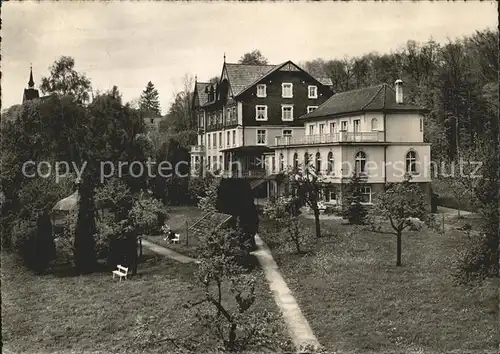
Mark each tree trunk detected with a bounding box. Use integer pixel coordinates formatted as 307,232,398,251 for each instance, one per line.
313,207,321,238
396,231,402,266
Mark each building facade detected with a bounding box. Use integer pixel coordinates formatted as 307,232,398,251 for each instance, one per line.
190,60,334,195
265,80,432,206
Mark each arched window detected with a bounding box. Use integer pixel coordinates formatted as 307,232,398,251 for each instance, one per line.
355,151,366,174
293,153,299,169
327,152,334,173
315,152,321,172
371,118,378,131
279,153,284,171
304,152,309,166
406,151,417,174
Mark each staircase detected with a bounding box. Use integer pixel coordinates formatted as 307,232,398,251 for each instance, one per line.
188,211,233,241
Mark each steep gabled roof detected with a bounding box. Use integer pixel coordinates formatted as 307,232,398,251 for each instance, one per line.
223,63,276,96
194,82,210,106
300,83,427,120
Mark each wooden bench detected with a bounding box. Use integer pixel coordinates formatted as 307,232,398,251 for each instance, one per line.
112,265,128,281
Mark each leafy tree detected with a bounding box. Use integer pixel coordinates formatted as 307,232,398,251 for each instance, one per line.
40,56,92,103
139,81,162,117
342,172,367,224
263,196,308,254
238,50,269,65
286,162,322,238
184,228,290,352
369,179,427,266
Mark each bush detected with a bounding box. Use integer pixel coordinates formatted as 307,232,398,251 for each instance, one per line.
11,218,37,266
455,232,498,283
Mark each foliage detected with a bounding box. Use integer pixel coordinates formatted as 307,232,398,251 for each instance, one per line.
197,176,221,212
10,218,37,266
32,209,56,273
73,176,97,274
285,162,323,238
40,56,92,104
238,50,269,65
186,229,287,352
263,196,309,253
342,172,368,224
139,81,162,117
368,179,427,266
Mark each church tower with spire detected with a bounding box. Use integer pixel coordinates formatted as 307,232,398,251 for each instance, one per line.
22,66,40,103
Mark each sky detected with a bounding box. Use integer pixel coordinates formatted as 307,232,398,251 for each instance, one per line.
2,1,497,115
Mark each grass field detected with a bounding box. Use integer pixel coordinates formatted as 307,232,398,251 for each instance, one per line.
260,217,498,353
2,249,289,353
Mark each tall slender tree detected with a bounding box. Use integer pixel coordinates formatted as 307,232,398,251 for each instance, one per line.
139,81,162,117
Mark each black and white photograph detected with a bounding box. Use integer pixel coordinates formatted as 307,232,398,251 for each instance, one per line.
1,1,499,353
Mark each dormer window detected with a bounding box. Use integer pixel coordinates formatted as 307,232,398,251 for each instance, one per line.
308,85,318,99
282,83,293,98
307,106,318,114
257,84,267,98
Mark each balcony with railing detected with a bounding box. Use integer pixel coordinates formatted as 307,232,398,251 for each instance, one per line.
221,169,267,178
274,131,385,146
190,145,205,153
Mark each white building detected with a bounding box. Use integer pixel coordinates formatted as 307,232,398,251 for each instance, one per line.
265,80,432,207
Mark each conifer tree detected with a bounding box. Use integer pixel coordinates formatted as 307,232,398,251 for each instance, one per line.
342,172,367,224
139,81,162,117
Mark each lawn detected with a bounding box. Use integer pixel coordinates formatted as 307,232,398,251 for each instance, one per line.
2,248,289,353
260,217,498,353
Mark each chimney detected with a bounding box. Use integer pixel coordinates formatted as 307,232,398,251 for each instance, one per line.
395,79,403,104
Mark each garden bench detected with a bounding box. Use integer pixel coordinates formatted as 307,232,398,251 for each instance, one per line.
112,265,128,281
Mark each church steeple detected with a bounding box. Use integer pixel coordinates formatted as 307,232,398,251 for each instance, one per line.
28,65,35,88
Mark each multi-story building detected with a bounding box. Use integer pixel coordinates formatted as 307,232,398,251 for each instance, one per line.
190,60,334,195
265,80,432,206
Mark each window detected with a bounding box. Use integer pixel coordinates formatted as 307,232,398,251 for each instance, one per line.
257,84,267,98
219,155,223,170
255,105,268,121
271,156,276,172
227,108,231,124
406,151,417,174
293,153,299,169
361,186,372,204
307,106,318,114
329,122,336,134
282,83,293,98
232,107,237,123
208,134,211,147
232,130,236,145
355,151,367,174
219,132,222,147
213,156,217,170
279,153,284,171
308,124,315,135
150,118,154,124
353,119,360,133
319,123,325,135
213,134,217,148
304,152,309,166
283,129,292,138
207,156,211,170
420,118,423,132
281,105,294,121
315,152,321,172
341,121,348,131
257,129,267,145
308,85,318,99
371,118,378,131
327,152,334,173
227,131,230,146
328,186,338,203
